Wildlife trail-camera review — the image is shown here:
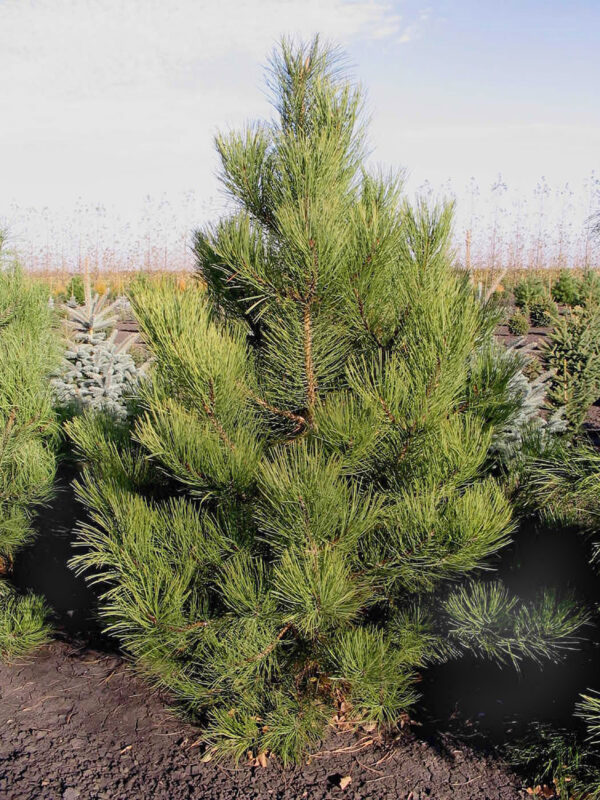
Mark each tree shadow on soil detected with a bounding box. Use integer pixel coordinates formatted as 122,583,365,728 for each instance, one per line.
11,460,116,650
11,465,600,764
421,519,600,754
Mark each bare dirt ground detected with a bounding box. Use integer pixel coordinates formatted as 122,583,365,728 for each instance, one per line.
0,641,526,800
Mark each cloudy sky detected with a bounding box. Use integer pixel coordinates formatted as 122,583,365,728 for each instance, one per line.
1,0,599,264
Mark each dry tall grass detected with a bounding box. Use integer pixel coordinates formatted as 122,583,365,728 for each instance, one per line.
37,269,193,298
3,175,599,276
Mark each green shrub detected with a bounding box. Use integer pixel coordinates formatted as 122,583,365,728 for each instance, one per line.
551,269,582,306
580,270,600,307
544,305,600,429
67,39,584,762
514,276,546,309
0,266,59,660
505,722,596,800
507,309,530,335
529,297,558,328
64,274,85,305
0,583,51,663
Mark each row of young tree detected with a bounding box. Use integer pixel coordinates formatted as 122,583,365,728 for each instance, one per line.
2,38,600,776
0,227,58,659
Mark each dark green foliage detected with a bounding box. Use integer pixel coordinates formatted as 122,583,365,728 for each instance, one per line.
505,723,599,799
507,309,530,335
578,692,600,743
528,443,600,532
514,276,546,309
0,266,59,660
69,39,583,762
544,305,600,429
0,582,51,662
529,296,557,328
581,270,600,307
551,269,582,306
64,274,85,305
0,269,58,560
443,582,586,667
526,450,600,797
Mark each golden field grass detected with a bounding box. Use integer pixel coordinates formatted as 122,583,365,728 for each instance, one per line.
26,269,194,299
23,265,600,303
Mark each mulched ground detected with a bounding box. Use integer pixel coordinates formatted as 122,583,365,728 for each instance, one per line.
0,641,527,800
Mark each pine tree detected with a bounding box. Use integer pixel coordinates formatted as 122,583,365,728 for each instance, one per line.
0,255,58,661
551,269,582,307
69,39,585,762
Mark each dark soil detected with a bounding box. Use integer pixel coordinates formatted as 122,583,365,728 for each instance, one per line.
0,641,526,800
115,318,139,345
495,322,552,349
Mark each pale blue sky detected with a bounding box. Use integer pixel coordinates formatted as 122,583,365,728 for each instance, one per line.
0,0,598,265
352,0,599,189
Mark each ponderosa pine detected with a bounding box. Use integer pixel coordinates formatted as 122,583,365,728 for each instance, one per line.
68,39,585,763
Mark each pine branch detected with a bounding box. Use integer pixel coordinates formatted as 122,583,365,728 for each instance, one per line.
202,379,236,451
303,303,317,420
0,408,17,452
378,396,396,424
147,614,211,633
247,387,306,431
245,622,294,663
352,283,386,349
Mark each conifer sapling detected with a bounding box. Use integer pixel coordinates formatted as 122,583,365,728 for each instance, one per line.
69,38,586,762
53,280,144,420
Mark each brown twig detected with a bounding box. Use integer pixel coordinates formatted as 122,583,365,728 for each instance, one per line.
1,408,17,451
378,396,396,424
147,615,210,633
303,303,317,420
245,622,294,664
248,388,306,431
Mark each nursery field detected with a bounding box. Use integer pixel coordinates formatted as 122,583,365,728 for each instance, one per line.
2,275,600,800
19,265,600,302
3,36,600,800
2,255,600,798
